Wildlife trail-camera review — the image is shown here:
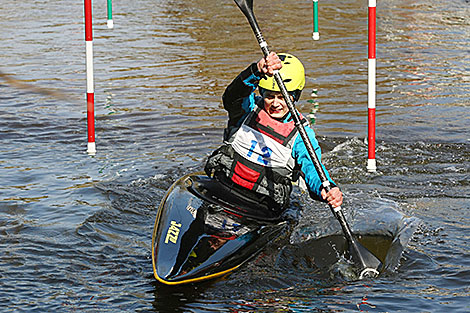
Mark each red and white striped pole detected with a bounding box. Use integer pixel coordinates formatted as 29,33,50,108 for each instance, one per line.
367,0,376,172
84,0,96,155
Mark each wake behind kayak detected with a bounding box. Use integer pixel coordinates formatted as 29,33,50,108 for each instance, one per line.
152,173,289,285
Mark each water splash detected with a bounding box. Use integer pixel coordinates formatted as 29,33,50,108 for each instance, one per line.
289,192,420,279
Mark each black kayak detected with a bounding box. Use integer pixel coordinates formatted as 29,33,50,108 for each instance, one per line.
152,172,288,285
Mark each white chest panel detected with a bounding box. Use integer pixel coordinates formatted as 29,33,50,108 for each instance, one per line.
231,124,292,168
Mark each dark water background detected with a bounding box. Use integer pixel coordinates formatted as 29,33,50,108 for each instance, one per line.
1,0,469,311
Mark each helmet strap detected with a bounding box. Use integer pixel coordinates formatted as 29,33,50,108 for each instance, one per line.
258,87,267,97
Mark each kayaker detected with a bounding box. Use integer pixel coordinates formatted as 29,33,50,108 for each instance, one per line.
205,52,343,218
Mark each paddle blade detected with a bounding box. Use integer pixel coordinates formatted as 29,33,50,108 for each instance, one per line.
349,238,382,279
233,0,253,16
233,0,263,38
333,207,382,279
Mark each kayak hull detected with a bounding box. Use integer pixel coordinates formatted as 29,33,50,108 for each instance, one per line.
152,173,287,285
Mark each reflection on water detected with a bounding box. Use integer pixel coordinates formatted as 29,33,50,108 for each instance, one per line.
0,0,469,311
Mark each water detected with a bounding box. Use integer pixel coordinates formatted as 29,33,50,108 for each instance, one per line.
0,0,469,311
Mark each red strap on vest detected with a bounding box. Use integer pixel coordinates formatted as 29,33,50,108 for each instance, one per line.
232,162,260,189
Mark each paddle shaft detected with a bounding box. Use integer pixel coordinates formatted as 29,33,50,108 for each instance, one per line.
233,0,382,277
238,2,356,243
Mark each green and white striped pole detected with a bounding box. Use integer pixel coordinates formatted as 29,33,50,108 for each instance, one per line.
312,0,319,40
107,0,113,28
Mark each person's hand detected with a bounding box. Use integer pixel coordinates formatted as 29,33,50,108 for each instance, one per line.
257,52,282,76
321,187,343,208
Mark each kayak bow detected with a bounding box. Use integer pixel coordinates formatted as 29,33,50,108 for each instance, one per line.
152,173,288,285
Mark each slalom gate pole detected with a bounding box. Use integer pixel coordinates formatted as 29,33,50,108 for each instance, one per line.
312,0,319,40
84,0,96,155
107,0,113,28
367,0,376,172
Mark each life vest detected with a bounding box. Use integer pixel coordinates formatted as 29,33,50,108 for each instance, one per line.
205,105,305,209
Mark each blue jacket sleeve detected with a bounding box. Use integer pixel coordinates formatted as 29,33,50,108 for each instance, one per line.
292,126,335,200
222,63,264,129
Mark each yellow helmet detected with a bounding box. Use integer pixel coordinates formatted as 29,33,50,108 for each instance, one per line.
258,53,305,100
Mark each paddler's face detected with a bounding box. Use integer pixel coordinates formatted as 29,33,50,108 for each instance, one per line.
263,90,291,119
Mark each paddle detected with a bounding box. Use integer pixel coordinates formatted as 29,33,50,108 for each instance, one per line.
233,0,382,278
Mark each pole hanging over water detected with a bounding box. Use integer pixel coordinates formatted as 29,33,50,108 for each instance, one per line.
367,0,376,172
107,0,113,29
312,0,319,40
84,0,96,155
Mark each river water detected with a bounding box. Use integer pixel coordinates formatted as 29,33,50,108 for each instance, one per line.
1,0,469,311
